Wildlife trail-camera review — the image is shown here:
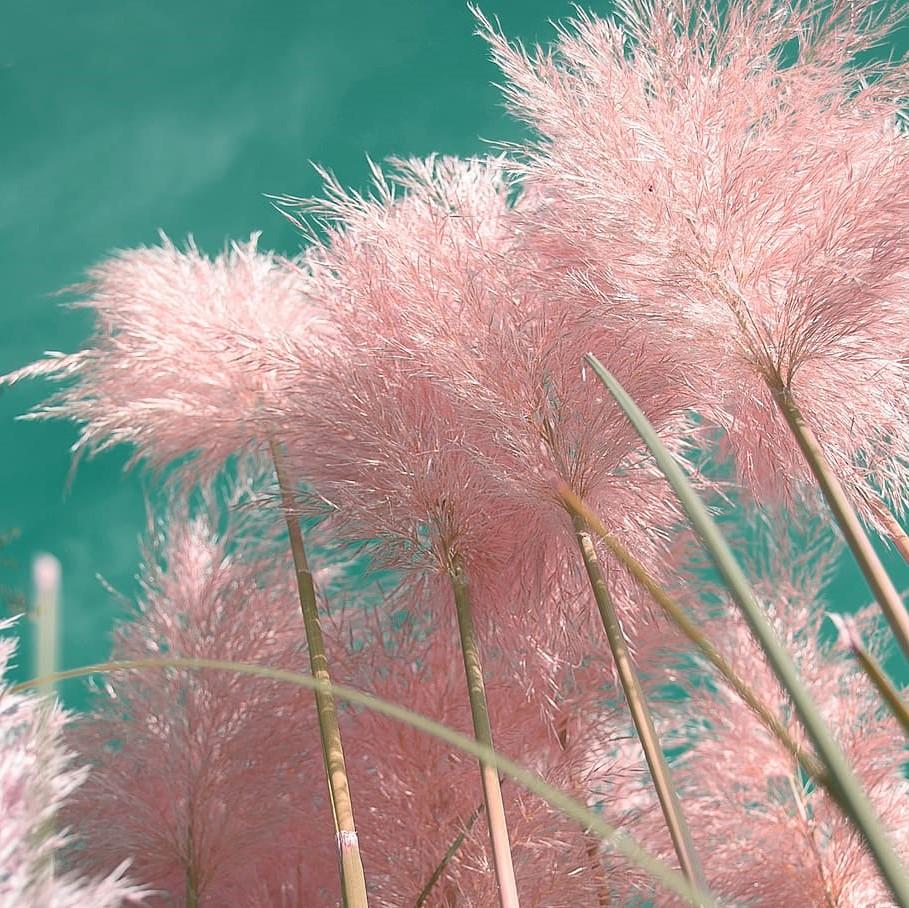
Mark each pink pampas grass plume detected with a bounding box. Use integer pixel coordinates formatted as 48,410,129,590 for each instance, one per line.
481,0,909,525
0,620,145,908
621,539,909,905
4,234,329,480
65,503,337,906
272,155,693,643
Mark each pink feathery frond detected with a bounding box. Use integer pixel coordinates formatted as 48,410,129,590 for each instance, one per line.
480,1,909,523
268,155,696,646
0,620,146,907
616,535,909,905
65,504,338,906
4,234,332,481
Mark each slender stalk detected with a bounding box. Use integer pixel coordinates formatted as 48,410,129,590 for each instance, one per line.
830,614,909,739
768,380,909,660
588,353,909,906
560,485,828,786
863,492,909,566
14,657,719,908
572,513,709,898
270,441,368,908
31,554,62,891
414,802,485,907
449,564,521,908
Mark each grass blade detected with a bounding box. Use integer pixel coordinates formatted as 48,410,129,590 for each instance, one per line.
13,657,720,908
585,353,909,907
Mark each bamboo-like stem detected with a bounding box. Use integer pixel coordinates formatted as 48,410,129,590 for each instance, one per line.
572,513,709,898
862,491,909,567
414,802,485,907
830,614,909,739
560,486,828,786
270,441,368,908
14,656,719,908
449,564,521,908
588,353,909,907
769,380,909,660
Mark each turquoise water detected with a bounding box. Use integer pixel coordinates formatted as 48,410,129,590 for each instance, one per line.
1,1,908,706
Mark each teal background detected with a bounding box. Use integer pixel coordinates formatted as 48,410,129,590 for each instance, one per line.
1,1,908,703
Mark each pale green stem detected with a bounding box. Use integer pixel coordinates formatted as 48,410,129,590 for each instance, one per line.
560,486,828,786
769,379,909,661
573,514,710,899
14,659,719,908
270,440,368,908
587,353,909,907
32,554,61,889
450,565,521,908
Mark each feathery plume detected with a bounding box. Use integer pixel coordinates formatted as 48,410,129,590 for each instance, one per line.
480,0,909,522
4,234,327,479
272,153,708,893
0,620,144,907
3,234,370,902
65,503,338,906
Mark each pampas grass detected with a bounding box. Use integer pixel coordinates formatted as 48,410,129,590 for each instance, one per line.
4,1,909,905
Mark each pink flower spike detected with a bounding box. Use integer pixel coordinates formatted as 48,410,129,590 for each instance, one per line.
5,234,331,482
65,501,338,906
479,1,909,524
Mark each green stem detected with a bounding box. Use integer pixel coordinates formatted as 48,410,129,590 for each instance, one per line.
270,441,368,908
13,657,718,908
830,614,909,739
770,380,909,661
450,565,521,908
587,353,909,907
560,486,828,786
572,514,709,899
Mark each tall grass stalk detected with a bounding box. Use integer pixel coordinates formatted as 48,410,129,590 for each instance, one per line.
270,441,369,908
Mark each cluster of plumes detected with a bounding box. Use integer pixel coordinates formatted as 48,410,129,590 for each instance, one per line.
0,620,144,907
331,589,662,908
612,534,909,907
60,502,676,906
59,505,909,906
265,155,694,659
482,0,909,521
6,0,909,905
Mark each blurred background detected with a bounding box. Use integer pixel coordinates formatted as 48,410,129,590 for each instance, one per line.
2,0,908,704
